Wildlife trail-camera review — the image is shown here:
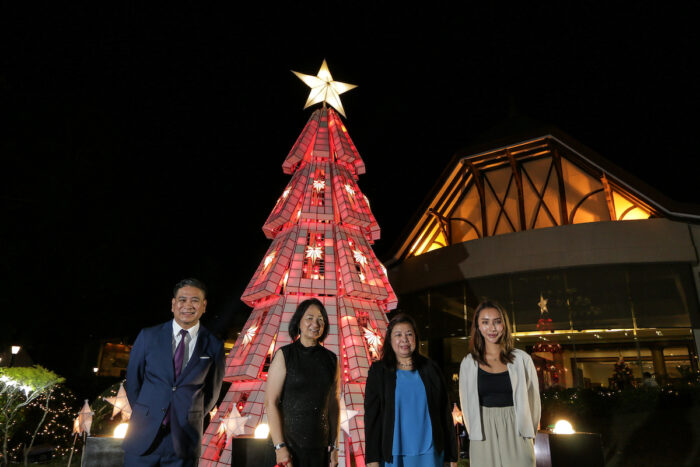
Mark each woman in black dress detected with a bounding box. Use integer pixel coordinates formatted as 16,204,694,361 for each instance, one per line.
265,299,340,467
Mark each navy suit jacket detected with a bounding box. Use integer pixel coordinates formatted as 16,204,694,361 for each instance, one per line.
123,320,225,459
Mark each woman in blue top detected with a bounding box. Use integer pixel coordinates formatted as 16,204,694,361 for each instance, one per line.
364,314,458,467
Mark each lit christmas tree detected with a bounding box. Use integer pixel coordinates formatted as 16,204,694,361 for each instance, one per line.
200,60,396,467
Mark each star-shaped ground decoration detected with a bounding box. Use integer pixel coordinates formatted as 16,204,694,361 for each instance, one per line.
103,382,132,421
451,403,463,426
340,398,358,437
292,60,357,117
220,407,250,438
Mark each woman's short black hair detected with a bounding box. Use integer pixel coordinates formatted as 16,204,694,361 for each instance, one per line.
380,313,422,371
288,298,330,343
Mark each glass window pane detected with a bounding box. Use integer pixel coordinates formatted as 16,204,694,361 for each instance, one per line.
565,266,633,330
628,264,697,328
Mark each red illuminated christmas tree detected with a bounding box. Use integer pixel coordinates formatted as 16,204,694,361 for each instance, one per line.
200,60,396,467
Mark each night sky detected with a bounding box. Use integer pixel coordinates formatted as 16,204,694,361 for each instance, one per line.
2,3,699,389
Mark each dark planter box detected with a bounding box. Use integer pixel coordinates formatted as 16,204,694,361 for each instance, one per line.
230,438,275,466
81,436,124,467
535,431,605,467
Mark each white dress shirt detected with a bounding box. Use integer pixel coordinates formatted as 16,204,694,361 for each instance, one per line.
172,320,200,367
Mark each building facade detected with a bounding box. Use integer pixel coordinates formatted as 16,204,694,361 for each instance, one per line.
387,129,700,391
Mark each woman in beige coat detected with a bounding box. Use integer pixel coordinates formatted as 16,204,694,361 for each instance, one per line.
458,299,540,467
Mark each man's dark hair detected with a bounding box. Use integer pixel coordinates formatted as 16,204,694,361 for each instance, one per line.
173,278,207,299
380,313,422,371
288,298,330,343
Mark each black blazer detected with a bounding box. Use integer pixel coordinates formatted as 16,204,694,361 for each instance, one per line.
364,355,458,464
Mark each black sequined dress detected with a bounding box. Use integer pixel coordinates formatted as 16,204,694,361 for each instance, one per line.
279,339,337,465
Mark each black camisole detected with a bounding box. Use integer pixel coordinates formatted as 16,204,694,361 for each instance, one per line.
477,366,514,407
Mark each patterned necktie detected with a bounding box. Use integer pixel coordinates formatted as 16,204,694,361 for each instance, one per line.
163,329,189,426
173,328,189,379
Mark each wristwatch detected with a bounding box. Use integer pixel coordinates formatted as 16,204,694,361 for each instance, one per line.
274,442,287,451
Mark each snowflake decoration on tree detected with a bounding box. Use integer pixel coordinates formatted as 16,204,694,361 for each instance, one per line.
243,325,258,346
282,188,291,199
313,179,326,192
363,325,382,360
344,184,355,197
352,249,367,266
305,245,324,263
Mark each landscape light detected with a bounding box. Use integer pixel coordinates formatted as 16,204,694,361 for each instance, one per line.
552,419,575,434
254,423,270,439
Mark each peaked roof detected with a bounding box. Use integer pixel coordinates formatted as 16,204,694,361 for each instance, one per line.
387,125,700,263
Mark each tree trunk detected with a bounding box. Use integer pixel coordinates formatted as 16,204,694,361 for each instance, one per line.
23,388,53,466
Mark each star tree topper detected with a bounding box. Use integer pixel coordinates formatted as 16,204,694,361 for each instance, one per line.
292,59,357,117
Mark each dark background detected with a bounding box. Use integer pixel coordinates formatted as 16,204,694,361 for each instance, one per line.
2,3,699,393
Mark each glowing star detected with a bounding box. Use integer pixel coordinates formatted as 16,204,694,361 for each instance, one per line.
344,184,355,197
352,250,367,266
263,252,275,270
292,59,357,118
340,398,359,437
538,294,548,314
358,272,366,282
306,245,324,263
313,179,326,192
220,407,250,438
103,382,132,421
282,188,291,199
243,325,258,346
379,263,387,276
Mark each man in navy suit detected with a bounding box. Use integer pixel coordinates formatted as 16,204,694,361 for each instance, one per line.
124,278,226,466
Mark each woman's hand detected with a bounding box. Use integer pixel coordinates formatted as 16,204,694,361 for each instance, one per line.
275,446,292,467
329,448,338,466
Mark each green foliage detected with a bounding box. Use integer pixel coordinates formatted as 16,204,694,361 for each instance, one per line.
541,384,700,432
0,366,66,465
0,367,64,391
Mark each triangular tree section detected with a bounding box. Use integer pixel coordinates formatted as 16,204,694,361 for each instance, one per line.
200,106,396,467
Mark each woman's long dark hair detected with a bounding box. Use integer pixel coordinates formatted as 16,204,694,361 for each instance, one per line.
380,313,422,371
469,299,515,366
288,298,330,343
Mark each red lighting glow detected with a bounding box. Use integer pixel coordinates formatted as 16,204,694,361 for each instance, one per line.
200,105,395,467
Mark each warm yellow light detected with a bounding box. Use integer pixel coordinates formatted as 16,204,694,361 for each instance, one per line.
11,346,20,355
113,423,129,438
291,59,357,118
552,420,575,434
254,423,270,439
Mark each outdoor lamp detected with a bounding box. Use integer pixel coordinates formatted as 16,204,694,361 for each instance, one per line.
254,423,270,439
11,346,20,355
552,419,575,434
113,423,129,438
